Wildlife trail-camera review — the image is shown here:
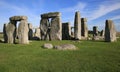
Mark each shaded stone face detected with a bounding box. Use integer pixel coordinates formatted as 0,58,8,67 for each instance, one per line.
74,11,81,40
93,26,98,36
18,20,29,44
100,30,105,37
3,23,8,43
6,22,16,43
40,12,62,41
28,23,33,40
81,18,88,38
105,20,116,42
40,18,49,40
62,22,71,40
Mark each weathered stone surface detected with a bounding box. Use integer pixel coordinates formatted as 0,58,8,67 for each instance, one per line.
92,36,100,40
93,26,98,36
81,18,87,22
92,26,99,40
40,12,62,41
50,17,62,40
54,44,77,50
9,16,27,21
74,11,81,40
3,23,8,43
71,27,74,38
41,12,61,18
81,18,88,38
43,43,53,49
6,22,16,43
40,18,50,40
62,22,71,40
105,20,116,42
18,20,29,44
28,23,33,40
100,30,105,37
34,28,41,40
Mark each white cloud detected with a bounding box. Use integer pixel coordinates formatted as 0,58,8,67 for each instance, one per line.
60,2,86,12
111,15,120,20
89,3,120,21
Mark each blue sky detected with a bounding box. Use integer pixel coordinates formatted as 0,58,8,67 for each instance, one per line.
0,0,120,32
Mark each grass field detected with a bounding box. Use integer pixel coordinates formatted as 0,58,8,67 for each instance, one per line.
0,34,120,72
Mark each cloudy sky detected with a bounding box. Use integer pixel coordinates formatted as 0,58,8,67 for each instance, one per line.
0,0,120,32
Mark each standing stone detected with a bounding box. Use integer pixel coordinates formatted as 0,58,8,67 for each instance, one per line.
93,26,99,40
81,18,88,38
3,23,8,43
6,22,16,43
40,18,49,40
74,11,81,40
62,22,71,40
105,20,116,42
40,12,62,41
93,26,98,36
100,30,105,37
28,23,33,40
50,16,62,40
71,27,74,38
18,20,29,44
34,28,41,40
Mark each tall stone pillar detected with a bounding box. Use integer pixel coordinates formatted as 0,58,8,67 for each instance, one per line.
50,16,62,40
18,20,29,44
81,18,88,38
62,22,71,40
93,26,98,36
74,11,81,40
6,22,16,43
28,23,33,40
105,20,116,42
3,23,8,43
40,18,49,40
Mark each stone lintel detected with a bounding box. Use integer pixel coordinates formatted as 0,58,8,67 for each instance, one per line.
9,16,28,21
41,12,61,18
62,22,70,25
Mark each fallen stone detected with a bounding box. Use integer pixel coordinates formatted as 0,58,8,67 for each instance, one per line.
43,43,53,49
54,44,77,50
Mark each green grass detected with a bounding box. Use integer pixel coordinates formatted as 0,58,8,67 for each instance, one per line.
0,39,120,72
0,33,3,39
